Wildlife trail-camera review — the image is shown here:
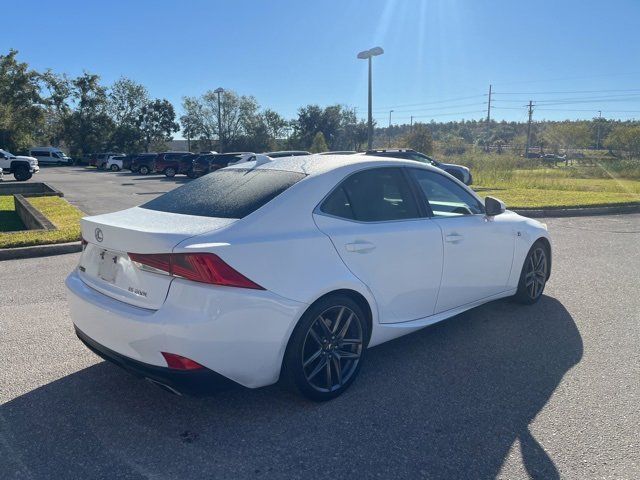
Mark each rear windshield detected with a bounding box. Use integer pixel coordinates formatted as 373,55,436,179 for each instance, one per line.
141,168,306,219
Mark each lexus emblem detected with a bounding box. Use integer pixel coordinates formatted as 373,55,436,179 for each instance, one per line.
95,228,104,243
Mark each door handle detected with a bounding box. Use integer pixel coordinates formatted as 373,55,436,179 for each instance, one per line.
445,233,463,244
345,241,376,253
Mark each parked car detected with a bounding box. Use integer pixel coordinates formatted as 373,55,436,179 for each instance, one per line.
190,152,255,177
105,155,128,172
364,149,473,185
130,153,159,174
67,154,550,400
0,149,39,181
154,152,197,177
264,150,311,158
90,152,122,169
28,147,73,165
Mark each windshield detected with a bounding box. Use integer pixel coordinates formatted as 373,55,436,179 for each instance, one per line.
0,149,16,159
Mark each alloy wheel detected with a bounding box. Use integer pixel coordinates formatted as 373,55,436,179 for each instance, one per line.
525,247,547,300
301,305,363,393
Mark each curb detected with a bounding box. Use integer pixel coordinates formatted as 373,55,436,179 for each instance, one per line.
0,241,82,261
512,203,640,218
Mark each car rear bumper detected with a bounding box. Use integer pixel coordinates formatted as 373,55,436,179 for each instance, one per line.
75,326,237,395
66,269,306,390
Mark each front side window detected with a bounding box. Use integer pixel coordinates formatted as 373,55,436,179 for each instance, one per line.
409,168,483,217
321,167,420,222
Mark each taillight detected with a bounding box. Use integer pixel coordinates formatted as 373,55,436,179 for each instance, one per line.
161,352,204,370
128,252,264,290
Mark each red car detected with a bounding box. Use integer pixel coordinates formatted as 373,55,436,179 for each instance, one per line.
154,152,197,177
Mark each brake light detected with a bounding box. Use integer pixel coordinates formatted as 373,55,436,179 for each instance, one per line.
128,252,264,290
161,352,204,370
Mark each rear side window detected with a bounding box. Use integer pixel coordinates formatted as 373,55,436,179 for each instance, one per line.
141,168,306,219
321,167,420,222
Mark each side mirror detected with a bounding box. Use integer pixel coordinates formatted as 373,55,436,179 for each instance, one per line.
485,196,506,216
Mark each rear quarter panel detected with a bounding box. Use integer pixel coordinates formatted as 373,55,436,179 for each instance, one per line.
173,173,378,317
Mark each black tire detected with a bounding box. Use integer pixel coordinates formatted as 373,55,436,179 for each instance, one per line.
110,164,120,172
282,294,368,401
513,240,550,304
187,169,197,179
164,167,176,177
139,165,150,175
13,166,31,182
57,161,63,166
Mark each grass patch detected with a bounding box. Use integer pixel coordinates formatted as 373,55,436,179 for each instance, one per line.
0,195,84,249
0,196,26,231
477,188,640,209
438,151,640,208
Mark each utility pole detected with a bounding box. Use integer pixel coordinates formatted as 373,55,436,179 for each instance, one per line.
388,110,394,148
485,84,492,152
410,115,414,131
596,110,602,150
525,100,534,157
214,87,224,153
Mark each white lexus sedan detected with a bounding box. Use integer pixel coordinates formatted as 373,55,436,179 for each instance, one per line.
66,154,551,401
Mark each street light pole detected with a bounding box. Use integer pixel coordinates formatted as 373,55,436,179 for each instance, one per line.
368,56,373,150
357,47,384,150
388,109,394,147
214,87,224,153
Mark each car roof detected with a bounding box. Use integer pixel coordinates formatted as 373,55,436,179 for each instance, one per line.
225,153,439,177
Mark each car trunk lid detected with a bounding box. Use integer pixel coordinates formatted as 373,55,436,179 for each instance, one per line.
78,207,236,309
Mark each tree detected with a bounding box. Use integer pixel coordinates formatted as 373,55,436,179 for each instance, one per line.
291,104,357,150
310,131,329,153
203,90,260,151
402,123,433,154
262,108,288,148
39,69,71,147
108,77,149,152
605,125,640,159
542,122,591,153
0,49,44,151
180,96,215,150
108,77,149,124
137,99,179,152
63,72,113,155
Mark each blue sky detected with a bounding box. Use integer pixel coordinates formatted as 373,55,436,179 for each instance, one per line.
4,0,640,128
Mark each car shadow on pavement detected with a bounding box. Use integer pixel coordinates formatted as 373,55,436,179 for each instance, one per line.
0,296,582,479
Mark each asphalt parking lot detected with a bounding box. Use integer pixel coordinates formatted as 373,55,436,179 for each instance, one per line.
4,165,188,215
1,167,639,479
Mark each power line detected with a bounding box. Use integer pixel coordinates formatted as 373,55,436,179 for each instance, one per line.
491,93,640,104
372,102,486,114
358,94,485,111
493,88,640,95
374,110,486,121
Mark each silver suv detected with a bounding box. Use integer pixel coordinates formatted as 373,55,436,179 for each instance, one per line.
365,149,472,185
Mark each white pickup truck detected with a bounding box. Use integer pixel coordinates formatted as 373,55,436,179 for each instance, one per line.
0,149,40,181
